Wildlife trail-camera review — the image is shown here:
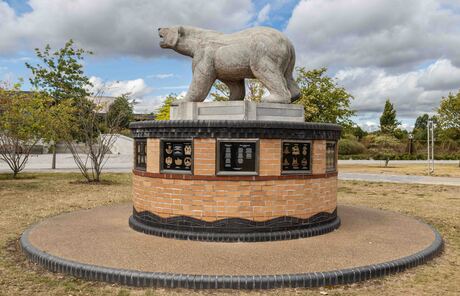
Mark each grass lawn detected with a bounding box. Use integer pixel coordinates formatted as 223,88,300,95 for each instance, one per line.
0,173,458,295
339,162,460,178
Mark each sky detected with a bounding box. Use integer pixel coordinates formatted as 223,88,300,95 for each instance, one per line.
1,0,460,131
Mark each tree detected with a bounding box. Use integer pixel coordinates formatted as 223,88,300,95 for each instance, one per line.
26,39,92,169
437,91,460,131
62,94,126,182
366,134,404,167
0,82,73,177
437,91,460,166
379,99,400,134
293,67,355,126
343,124,367,140
155,94,177,120
414,114,430,130
210,79,265,102
107,94,134,129
413,113,430,140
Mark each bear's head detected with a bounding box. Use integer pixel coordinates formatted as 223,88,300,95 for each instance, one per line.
158,26,184,49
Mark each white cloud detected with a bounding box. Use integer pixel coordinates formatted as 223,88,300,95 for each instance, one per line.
148,73,175,79
334,59,460,118
89,76,153,99
285,0,460,71
0,0,255,56
417,59,460,91
255,4,271,24
157,85,189,90
0,56,32,63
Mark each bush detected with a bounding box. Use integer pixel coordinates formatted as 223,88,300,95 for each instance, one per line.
338,138,366,155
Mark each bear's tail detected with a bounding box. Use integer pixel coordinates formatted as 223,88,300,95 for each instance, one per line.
285,43,300,102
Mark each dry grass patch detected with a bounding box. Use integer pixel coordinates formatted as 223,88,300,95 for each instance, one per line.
339,163,460,177
0,173,458,295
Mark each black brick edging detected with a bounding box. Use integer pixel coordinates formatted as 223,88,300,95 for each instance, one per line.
19,222,443,289
129,120,342,141
128,214,341,242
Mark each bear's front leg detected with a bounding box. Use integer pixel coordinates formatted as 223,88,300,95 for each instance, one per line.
183,58,216,102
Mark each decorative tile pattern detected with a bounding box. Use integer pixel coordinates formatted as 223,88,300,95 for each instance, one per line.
130,207,339,241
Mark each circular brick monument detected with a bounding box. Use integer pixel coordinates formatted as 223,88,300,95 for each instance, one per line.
19,25,443,290
129,102,341,241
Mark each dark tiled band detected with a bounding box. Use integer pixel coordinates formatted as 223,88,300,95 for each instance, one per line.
129,209,340,242
20,223,443,289
133,169,338,180
129,120,341,141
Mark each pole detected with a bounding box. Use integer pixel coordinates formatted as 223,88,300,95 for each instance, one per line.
431,121,434,173
427,121,430,174
427,120,434,175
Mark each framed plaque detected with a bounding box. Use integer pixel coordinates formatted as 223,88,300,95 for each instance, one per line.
160,139,193,173
217,139,258,175
134,139,147,170
281,141,312,174
326,141,337,172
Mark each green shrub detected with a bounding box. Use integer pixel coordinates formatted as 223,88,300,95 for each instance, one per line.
338,138,366,155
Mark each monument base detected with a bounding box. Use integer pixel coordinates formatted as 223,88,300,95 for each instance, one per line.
170,101,305,122
130,120,341,241
20,204,443,289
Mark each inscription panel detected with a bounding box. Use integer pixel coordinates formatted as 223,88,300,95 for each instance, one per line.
217,139,258,175
135,139,147,170
161,140,193,173
282,141,312,174
326,141,337,172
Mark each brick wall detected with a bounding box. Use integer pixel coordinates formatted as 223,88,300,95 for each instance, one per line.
146,138,160,173
133,173,337,222
137,137,337,222
259,139,281,176
193,138,216,175
312,140,326,175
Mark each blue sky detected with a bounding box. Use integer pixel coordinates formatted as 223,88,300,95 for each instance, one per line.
1,0,460,131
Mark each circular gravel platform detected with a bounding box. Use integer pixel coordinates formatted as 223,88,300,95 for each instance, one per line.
20,204,443,289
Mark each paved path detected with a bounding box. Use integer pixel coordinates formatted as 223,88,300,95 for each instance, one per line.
25,204,436,275
339,159,459,165
0,153,133,173
339,172,460,186
1,154,459,186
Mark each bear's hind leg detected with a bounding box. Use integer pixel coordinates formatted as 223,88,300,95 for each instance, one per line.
252,67,291,104
222,80,245,101
286,75,301,102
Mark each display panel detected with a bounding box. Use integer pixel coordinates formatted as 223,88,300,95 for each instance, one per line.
135,139,147,170
161,140,193,172
217,140,258,175
282,141,311,174
326,141,337,172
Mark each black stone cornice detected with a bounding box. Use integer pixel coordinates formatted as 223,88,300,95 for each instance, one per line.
129,120,342,140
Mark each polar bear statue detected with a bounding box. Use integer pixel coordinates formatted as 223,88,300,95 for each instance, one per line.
158,26,300,104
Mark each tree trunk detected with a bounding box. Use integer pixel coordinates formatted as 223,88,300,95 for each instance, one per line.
51,144,56,169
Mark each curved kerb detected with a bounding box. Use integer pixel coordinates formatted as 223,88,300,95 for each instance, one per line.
20,222,443,289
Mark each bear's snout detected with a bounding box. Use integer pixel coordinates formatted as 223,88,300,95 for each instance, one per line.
158,28,167,48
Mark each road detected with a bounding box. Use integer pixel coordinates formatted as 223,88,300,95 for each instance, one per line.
1,155,459,186
0,153,133,173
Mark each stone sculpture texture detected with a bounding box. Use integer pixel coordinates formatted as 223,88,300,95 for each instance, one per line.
158,26,300,104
